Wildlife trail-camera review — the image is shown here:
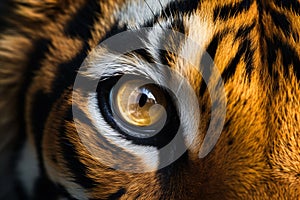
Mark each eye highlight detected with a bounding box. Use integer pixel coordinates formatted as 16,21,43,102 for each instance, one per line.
110,79,167,127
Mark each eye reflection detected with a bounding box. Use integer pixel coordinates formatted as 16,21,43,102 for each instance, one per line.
111,79,167,127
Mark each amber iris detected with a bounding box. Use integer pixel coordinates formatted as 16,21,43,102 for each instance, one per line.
112,79,167,127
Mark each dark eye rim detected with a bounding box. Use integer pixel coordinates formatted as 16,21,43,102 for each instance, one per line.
96,74,180,149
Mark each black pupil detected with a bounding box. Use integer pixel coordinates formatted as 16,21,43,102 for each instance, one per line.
139,93,148,107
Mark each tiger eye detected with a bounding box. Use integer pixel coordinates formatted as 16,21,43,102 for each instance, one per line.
111,79,167,127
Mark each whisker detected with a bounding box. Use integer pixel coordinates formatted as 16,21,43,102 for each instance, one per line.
158,0,168,19
144,0,164,29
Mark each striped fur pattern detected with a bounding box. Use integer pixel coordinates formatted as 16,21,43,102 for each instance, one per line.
0,0,300,199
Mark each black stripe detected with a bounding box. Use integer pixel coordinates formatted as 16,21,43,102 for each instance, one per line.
199,80,207,97
164,0,200,17
25,38,52,174
199,52,213,96
25,38,52,84
206,30,230,60
30,91,54,165
59,107,98,190
28,41,92,196
61,106,138,190
64,0,101,40
30,90,78,199
234,22,255,41
71,105,129,158
29,42,90,157
274,0,300,14
292,31,300,43
17,38,57,200
33,176,60,200
31,8,100,121
266,37,276,78
266,36,300,79
143,0,200,27
57,185,79,200
206,34,221,60
99,22,128,44
213,0,252,21
269,10,291,37
132,49,156,63
235,23,255,80
158,49,171,66
200,31,229,96
221,39,250,82
276,37,300,79
52,43,89,92
28,41,89,174
108,188,126,200
244,40,254,79
0,0,16,33
170,18,185,33
143,13,160,27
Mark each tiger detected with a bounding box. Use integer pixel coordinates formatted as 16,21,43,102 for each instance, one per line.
1,0,300,199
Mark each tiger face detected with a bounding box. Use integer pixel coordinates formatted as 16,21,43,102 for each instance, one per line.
0,0,300,199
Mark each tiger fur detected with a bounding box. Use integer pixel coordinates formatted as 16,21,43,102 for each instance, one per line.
0,0,300,199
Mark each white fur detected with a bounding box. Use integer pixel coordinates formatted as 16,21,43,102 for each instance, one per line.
88,93,160,172
115,0,175,29
180,14,215,69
